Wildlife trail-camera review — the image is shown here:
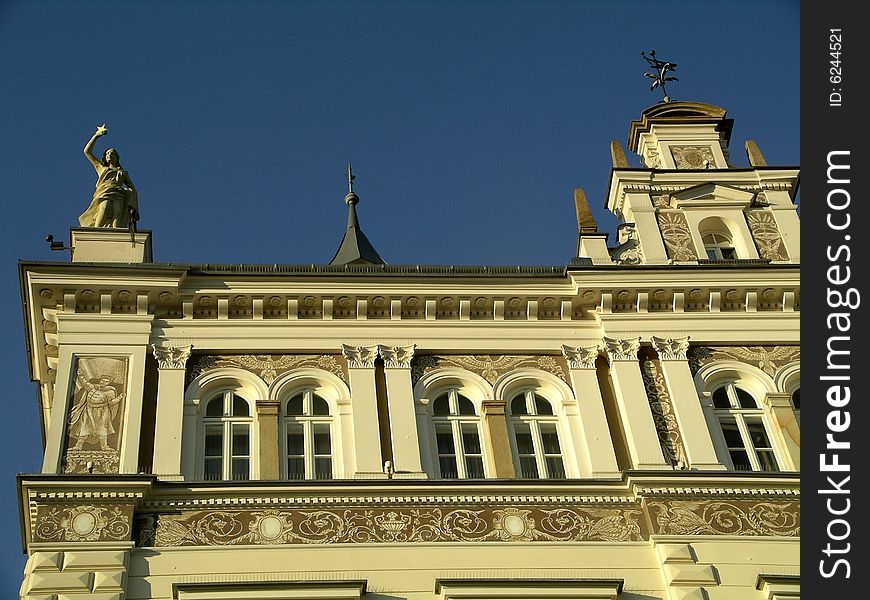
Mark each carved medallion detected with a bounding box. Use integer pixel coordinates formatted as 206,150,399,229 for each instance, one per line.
670,145,716,169
34,504,132,542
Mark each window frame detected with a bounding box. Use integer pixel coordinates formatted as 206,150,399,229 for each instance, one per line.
200,390,254,481
711,382,780,472
282,388,334,480
507,389,566,480
429,389,486,480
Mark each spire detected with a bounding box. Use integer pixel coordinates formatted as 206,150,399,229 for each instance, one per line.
329,164,386,265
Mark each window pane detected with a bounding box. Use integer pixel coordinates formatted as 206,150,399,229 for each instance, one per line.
204,457,222,480
519,456,539,479
706,248,718,260
312,394,330,415
540,424,561,454
232,394,249,416
533,394,553,415
756,450,779,472
461,424,481,454
432,394,450,416
511,395,528,415
729,450,752,471
436,430,455,454
232,424,249,456
205,396,223,417
205,427,223,457
735,387,757,409
314,457,333,479
465,456,485,479
231,458,249,480
513,423,535,454
287,457,305,480
746,419,772,448
286,428,304,456
313,425,331,455
286,394,303,416
719,420,744,447
712,388,730,409
546,457,566,479
439,456,458,479
457,395,476,415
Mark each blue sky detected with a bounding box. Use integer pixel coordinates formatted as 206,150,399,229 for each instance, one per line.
0,0,798,588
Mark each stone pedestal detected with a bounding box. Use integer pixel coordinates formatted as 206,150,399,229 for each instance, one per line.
70,228,152,263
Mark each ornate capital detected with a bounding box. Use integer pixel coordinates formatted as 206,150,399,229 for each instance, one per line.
651,336,690,361
341,344,378,369
561,344,600,369
151,344,192,369
378,344,416,369
602,337,641,363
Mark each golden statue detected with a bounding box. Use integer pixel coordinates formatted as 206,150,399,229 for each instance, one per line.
79,124,139,228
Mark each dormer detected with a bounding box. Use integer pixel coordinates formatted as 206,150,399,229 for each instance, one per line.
599,101,800,266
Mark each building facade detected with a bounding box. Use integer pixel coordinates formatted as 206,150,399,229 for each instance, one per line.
17,101,800,600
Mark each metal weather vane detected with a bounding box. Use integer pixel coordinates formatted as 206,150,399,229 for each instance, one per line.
642,50,678,102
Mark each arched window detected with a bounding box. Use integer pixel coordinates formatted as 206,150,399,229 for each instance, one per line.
712,383,778,471
202,391,252,481
702,232,737,259
283,389,333,480
431,390,484,479
790,387,800,424
508,391,566,479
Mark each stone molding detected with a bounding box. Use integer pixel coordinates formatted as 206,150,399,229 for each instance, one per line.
151,344,192,369
560,344,600,369
411,354,567,385
188,354,347,384
651,336,690,361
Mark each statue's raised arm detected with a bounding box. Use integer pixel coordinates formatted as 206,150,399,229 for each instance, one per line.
78,124,139,228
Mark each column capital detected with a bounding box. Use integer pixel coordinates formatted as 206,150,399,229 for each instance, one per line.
341,344,378,369
651,336,690,361
378,344,416,369
151,344,192,369
602,336,641,363
561,344,600,369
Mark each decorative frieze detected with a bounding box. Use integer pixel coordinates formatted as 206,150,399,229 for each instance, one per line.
687,346,800,377
561,345,600,369
62,356,129,475
147,505,645,546
151,344,192,369
341,344,379,369
602,337,641,363
647,499,799,537
746,209,789,261
188,354,347,384
411,355,567,385
378,344,416,369
656,211,698,261
651,336,690,361
34,504,133,543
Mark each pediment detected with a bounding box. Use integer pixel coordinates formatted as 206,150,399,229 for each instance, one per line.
669,183,756,208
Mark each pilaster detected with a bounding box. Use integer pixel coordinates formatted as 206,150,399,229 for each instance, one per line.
151,344,192,480
256,399,281,480
602,337,669,469
561,344,621,477
651,337,724,470
480,399,516,478
763,392,800,470
341,344,387,478
378,344,426,479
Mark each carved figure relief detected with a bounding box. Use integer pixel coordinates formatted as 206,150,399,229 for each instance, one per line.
640,356,688,469
657,211,698,261
411,355,567,385
188,354,347,384
746,210,788,260
63,356,129,474
687,346,800,377
670,145,716,169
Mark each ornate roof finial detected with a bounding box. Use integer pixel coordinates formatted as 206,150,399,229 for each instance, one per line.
344,162,359,206
642,50,678,103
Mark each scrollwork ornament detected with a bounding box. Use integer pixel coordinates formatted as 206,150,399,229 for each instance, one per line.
151,344,193,369
378,344,416,369
341,344,378,369
603,337,641,363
